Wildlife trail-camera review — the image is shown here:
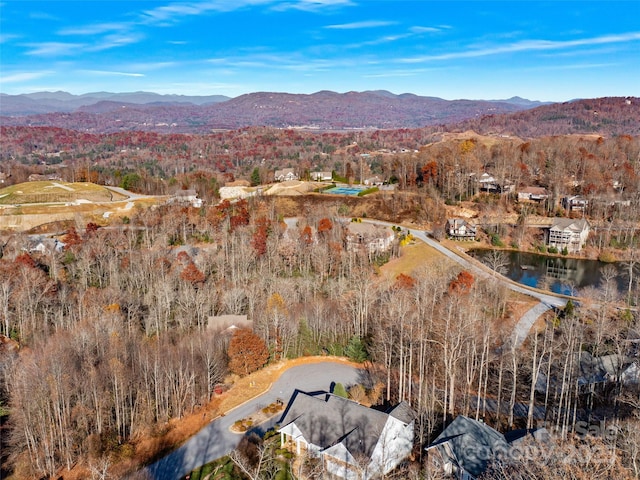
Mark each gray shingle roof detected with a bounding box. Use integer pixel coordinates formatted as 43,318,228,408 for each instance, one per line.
279,391,390,459
428,415,509,478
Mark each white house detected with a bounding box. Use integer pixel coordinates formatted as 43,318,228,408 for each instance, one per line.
279,391,414,480
547,218,590,253
478,173,514,194
274,168,299,182
311,171,332,181
344,222,395,257
562,195,588,212
363,176,383,186
445,218,477,241
172,189,203,207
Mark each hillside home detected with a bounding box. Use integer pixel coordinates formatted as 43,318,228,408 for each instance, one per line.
311,171,332,181
0,172,7,184
363,176,383,186
274,168,299,182
279,390,415,480
207,314,253,333
546,218,590,253
344,222,395,257
536,352,639,395
426,416,508,479
28,173,62,182
517,186,549,203
172,189,203,208
562,195,588,212
478,173,514,194
426,416,550,480
446,218,477,241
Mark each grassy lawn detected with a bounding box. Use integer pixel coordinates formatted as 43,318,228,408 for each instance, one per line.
379,240,454,280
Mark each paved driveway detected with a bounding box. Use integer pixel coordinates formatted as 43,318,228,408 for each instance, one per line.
144,361,366,480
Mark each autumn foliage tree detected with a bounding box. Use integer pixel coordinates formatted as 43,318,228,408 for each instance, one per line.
228,328,269,376
449,270,474,294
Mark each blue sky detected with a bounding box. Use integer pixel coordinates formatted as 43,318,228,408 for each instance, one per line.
1,0,639,101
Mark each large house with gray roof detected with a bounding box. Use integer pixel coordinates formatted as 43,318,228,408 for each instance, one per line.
546,218,590,253
278,390,414,480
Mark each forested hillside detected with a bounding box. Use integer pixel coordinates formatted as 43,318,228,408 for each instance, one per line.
1,117,640,479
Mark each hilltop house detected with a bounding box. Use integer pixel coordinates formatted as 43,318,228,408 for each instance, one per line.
274,168,299,182
517,186,549,203
311,171,333,181
446,218,477,241
279,390,415,480
546,218,590,253
344,222,395,257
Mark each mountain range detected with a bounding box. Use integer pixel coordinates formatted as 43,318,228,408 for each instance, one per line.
0,90,546,133
1,90,637,137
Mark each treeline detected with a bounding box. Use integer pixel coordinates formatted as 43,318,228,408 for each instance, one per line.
1,198,640,478
2,126,640,208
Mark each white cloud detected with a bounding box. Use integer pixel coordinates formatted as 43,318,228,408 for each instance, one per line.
410,26,445,34
0,71,52,83
58,23,126,36
0,33,20,44
525,62,619,71
87,33,144,52
325,20,396,30
82,70,145,77
24,42,84,56
271,0,355,12
398,31,640,63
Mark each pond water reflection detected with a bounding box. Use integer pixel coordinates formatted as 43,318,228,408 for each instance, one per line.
469,250,626,296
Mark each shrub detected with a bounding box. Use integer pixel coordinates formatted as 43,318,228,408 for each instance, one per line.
490,233,504,247
357,187,379,197
599,250,617,263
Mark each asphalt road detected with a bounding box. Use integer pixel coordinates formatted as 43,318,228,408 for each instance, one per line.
406,228,567,346
144,361,366,480
144,217,568,479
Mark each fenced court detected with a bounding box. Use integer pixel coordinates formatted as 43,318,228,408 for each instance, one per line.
324,185,367,195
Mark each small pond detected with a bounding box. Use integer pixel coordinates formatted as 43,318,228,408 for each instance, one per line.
469,249,627,296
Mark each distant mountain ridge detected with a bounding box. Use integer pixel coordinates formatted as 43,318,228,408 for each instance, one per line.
0,89,545,133
0,91,231,115
453,96,640,137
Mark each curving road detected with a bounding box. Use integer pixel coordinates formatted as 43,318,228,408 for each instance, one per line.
144,361,365,480
144,218,568,479
406,228,567,345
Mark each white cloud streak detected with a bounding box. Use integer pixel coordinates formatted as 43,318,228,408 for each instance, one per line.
325,20,396,29
83,70,145,77
0,71,52,83
24,42,84,56
399,32,640,63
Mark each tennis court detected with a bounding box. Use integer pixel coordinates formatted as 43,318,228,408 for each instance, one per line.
324,185,367,196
